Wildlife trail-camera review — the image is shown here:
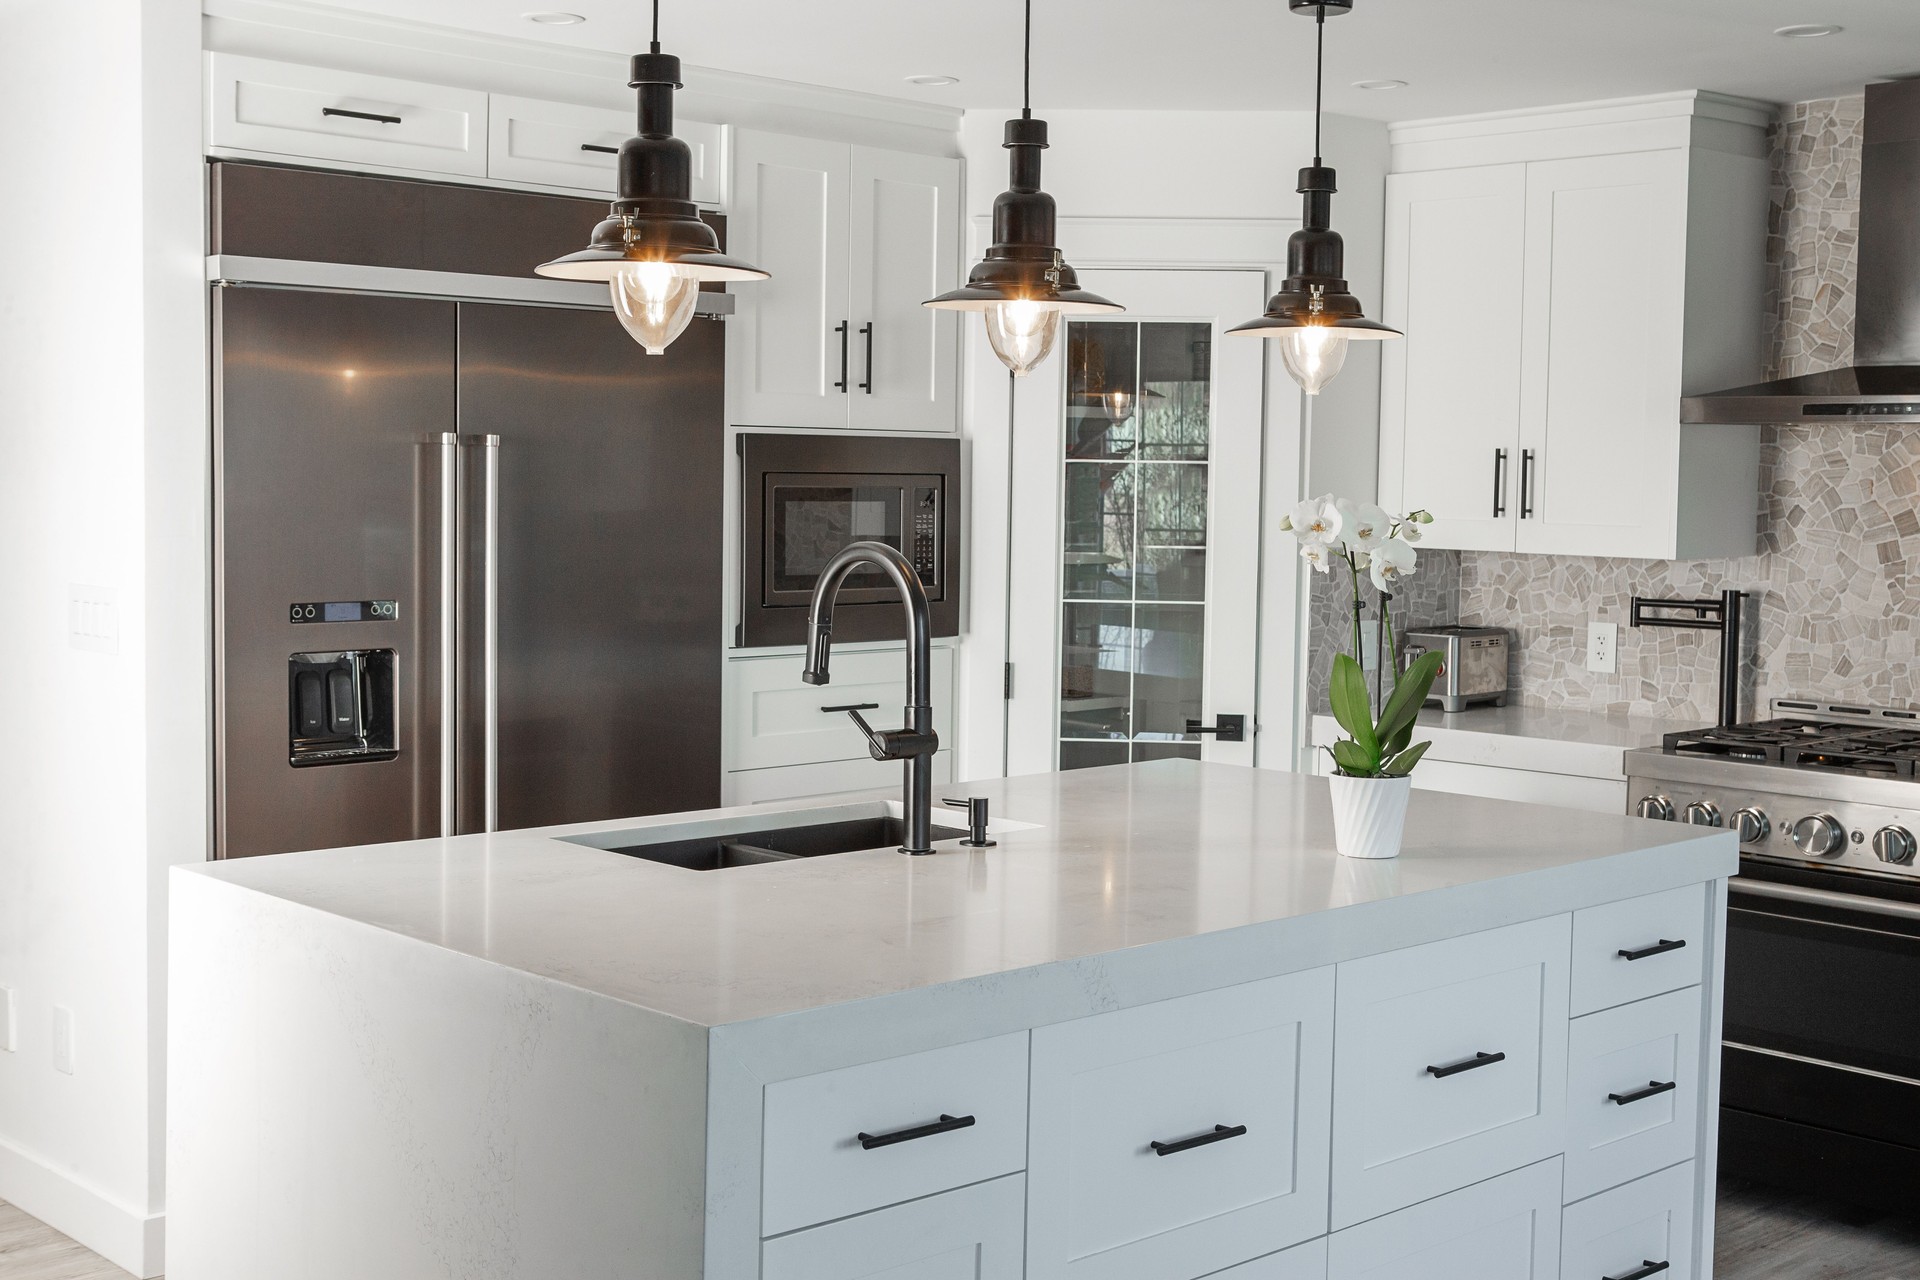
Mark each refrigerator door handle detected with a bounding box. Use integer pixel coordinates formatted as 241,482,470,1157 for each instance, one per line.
482,434,501,834
439,431,461,838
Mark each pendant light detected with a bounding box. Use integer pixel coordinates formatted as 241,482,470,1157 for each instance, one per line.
1229,0,1400,394
535,0,768,354
924,0,1121,375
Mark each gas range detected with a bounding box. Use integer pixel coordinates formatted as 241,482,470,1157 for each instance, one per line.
1624,699,1920,884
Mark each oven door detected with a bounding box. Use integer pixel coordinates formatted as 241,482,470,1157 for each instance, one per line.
1722,863,1920,1202
762,472,943,608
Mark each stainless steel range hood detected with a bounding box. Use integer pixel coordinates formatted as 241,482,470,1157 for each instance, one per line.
1683,79,1920,425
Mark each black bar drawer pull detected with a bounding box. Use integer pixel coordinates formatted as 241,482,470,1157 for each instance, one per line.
1149,1123,1248,1156
1519,448,1537,518
859,322,875,393
1618,938,1686,961
821,702,881,715
834,321,851,392
322,106,403,125
1427,1051,1506,1079
1492,448,1508,518
857,1113,975,1150
580,143,619,154
1604,1261,1670,1280
1608,1079,1678,1106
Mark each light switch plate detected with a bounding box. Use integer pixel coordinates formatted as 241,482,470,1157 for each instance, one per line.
1587,620,1618,674
0,988,14,1053
52,1006,74,1075
68,585,119,654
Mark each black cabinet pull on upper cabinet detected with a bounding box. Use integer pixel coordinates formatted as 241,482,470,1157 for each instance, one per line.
856,1113,976,1150
1618,938,1686,961
1427,1050,1506,1079
1604,1261,1670,1280
858,323,875,393
1149,1123,1248,1156
1519,448,1537,518
1492,448,1509,517
322,106,403,125
1608,1079,1678,1106
834,321,851,392
579,143,619,155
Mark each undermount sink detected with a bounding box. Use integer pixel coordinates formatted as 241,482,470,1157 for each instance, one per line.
560,802,967,871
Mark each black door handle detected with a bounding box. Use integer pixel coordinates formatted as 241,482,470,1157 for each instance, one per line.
1184,714,1246,743
857,1113,975,1150
1609,1079,1678,1106
1604,1261,1670,1280
858,322,874,393
1150,1124,1248,1156
580,142,620,154
1427,1051,1506,1079
322,106,402,125
1520,448,1536,518
1493,448,1508,517
1618,938,1686,961
821,703,881,715
834,321,850,392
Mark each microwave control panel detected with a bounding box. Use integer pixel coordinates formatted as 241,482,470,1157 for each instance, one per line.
912,486,940,585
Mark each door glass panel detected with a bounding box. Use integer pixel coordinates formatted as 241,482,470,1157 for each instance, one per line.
1058,321,1213,768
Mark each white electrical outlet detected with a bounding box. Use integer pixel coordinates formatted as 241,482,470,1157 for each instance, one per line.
0,988,14,1053
1587,620,1619,674
52,1006,74,1075
67,584,119,654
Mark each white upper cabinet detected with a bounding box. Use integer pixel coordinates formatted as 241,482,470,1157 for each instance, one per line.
486,95,724,205
1379,93,1771,560
730,129,961,431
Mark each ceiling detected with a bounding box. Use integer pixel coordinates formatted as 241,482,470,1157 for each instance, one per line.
322,0,1920,120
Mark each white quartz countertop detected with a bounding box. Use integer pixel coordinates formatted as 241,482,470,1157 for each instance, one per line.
181,761,1733,1028
1312,703,1696,779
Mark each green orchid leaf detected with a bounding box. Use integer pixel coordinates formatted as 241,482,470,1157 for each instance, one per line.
1330,738,1378,778
1384,740,1433,777
1329,655,1379,756
1377,651,1444,747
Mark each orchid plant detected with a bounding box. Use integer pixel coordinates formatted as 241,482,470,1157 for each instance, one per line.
1281,495,1444,780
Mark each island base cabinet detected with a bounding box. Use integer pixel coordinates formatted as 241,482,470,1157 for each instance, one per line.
1327,1159,1562,1280
1561,1162,1696,1280
759,1175,1025,1280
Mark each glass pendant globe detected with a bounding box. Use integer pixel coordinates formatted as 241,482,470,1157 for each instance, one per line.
1277,324,1350,396
609,261,701,355
983,298,1063,377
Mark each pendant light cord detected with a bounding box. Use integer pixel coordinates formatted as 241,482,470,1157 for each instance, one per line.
1022,0,1033,119
651,0,661,54
1313,5,1325,165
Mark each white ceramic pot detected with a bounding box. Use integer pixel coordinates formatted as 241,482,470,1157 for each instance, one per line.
1327,773,1413,860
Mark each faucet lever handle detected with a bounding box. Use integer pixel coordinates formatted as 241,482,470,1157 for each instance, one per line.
942,796,995,847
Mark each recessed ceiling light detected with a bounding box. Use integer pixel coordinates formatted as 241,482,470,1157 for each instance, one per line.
524,11,586,25
905,74,960,87
1774,23,1842,38
1352,79,1408,91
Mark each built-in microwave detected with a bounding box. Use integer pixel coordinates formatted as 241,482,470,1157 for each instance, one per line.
738,432,961,647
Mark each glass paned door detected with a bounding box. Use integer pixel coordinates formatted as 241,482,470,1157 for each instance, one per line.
1058,321,1216,769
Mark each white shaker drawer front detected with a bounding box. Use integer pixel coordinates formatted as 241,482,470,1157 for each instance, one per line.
761,1031,1028,1236
1564,986,1702,1202
728,646,954,770
1328,1158,1562,1280
1212,1238,1328,1280
208,54,487,177
1562,1161,1696,1280
1571,883,1708,1015
1331,914,1570,1228
724,752,953,806
487,95,725,203
761,1174,1026,1280
1026,969,1335,1280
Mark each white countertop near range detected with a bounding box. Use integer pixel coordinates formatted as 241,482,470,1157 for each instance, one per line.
1313,703,1697,780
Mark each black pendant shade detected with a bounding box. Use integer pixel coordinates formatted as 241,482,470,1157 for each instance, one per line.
1227,163,1400,339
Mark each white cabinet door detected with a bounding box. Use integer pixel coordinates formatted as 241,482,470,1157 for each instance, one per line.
1570,884,1709,1017
1516,149,1688,558
1328,1159,1561,1280
849,147,962,433
761,1174,1026,1280
1215,1239,1328,1280
1027,968,1335,1280
487,96,725,204
1564,986,1703,1203
1562,1162,1696,1280
1379,164,1527,552
730,130,854,428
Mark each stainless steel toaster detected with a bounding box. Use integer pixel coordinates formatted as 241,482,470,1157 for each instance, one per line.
1401,625,1510,713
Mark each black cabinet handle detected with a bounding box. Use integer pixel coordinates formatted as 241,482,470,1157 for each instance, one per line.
580,143,619,154
821,702,881,715
322,106,403,125
1609,1079,1678,1106
858,323,875,393
1184,714,1247,743
1519,448,1536,518
1618,938,1686,961
1427,1051,1506,1079
1493,448,1508,518
857,1113,975,1150
1149,1124,1248,1157
834,321,850,392
1604,1261,1670,1280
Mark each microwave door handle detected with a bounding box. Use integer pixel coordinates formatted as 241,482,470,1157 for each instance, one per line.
482,435,501,835
439,432,460,838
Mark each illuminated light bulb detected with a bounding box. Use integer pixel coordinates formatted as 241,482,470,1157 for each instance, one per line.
1277,324,1350,396
983,297,1063,376
609,261,701,355
1104,387,1134,422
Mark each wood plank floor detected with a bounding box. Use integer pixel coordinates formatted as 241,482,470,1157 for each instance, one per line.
0,1201,137,1280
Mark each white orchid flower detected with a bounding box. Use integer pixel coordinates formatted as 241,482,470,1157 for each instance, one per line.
1369,537,1417,592
1300,542,1333,574
1287,494,1343,546
1341,501,1392,551
1397,521,1422,544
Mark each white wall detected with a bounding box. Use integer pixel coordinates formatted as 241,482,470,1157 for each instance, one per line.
0,2,205,1274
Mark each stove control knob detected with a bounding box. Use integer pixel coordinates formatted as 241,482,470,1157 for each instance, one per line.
1683,801,1723,828
1872,826,1917,866
1734,807,1771,844
1789,813,1847,858
1637,795,1675,822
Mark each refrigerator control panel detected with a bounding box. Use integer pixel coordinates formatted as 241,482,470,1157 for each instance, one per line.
911,486,940,581
290,599,399,624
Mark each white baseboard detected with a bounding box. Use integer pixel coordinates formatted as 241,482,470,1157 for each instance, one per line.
0,1134,164,1277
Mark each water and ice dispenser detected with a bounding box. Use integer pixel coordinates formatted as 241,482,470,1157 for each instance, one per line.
287,600,399,765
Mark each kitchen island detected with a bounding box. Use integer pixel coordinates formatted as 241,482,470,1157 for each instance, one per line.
167,760,1736,1280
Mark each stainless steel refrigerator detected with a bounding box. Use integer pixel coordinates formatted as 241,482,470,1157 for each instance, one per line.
214,286,723,858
